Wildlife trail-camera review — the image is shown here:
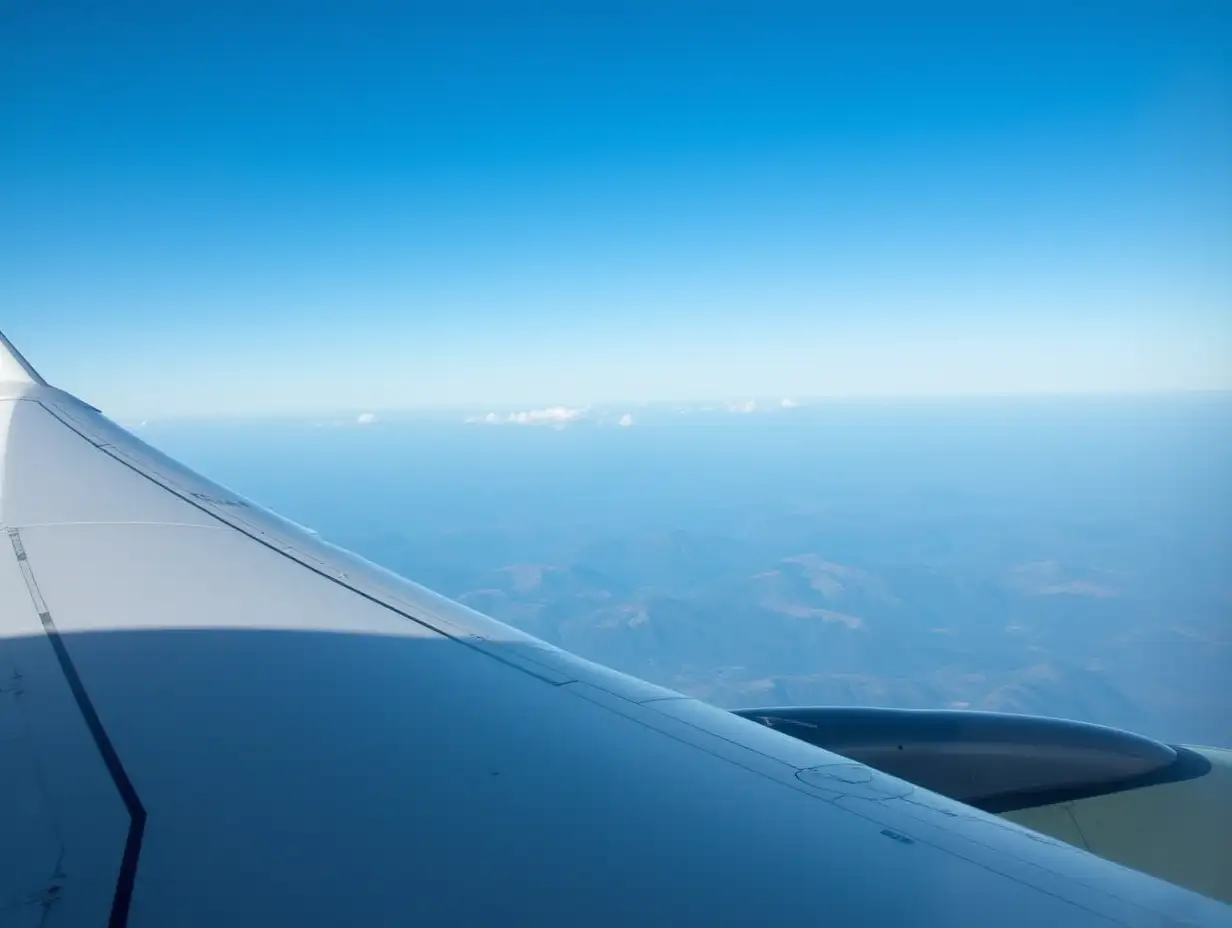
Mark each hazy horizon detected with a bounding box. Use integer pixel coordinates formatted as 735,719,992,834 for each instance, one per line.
108,388,1232,427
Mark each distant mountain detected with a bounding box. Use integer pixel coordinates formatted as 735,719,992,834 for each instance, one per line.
429,545,1177,737
147,394,1232,747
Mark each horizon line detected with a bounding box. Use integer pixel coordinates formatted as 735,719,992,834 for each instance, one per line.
113,388,1232,425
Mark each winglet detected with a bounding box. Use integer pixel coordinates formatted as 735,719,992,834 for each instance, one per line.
0,330,47,385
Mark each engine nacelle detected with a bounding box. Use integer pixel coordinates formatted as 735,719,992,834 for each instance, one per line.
733,706,1230,903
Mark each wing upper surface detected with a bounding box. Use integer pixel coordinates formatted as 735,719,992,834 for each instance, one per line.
0,375,1228,927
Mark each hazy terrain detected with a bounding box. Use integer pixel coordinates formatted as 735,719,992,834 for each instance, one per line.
142,394,1232,747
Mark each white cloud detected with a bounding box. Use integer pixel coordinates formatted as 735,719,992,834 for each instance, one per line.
510,405,584,424
356,412,378,425
466,406,588,427
728,400,757,413
618,413,635,427
780,397,798,408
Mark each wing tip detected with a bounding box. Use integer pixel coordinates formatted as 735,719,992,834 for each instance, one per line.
0,330,47,386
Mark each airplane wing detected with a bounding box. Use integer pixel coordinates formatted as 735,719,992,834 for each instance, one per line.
0,332,1227,927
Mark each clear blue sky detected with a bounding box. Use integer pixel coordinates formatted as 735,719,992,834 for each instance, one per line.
3,3,1229,417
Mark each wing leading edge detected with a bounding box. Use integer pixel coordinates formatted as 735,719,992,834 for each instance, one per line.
0,334,1227,927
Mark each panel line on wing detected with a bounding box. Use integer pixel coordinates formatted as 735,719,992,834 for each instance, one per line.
5,528,146,928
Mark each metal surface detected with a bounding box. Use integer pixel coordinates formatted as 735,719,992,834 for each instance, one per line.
1,335,1229,926
732,706,1184,808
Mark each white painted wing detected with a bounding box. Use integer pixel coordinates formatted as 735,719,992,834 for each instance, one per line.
0,342,1227,927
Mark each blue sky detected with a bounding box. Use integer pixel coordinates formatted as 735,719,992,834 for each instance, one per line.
2,3,1229,417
